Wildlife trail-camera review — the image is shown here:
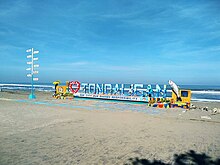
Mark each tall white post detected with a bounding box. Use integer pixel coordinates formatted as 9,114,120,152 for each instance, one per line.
26,48,39,99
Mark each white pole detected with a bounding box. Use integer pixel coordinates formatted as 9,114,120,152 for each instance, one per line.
27,48,39,99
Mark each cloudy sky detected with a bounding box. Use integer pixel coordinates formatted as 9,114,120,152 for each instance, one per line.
0,0,220,85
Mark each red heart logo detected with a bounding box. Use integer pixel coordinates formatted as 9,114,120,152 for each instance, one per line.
69,81,80,93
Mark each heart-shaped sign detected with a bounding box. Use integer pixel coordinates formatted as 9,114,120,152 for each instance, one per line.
69,81,80,93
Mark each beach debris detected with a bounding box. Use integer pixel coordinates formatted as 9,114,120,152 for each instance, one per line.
212,108,220,114
190,104,197,109
201,116,211,120
202,107,209,111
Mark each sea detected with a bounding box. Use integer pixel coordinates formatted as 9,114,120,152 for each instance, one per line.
0,83,220,102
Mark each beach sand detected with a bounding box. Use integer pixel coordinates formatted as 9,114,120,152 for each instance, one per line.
0,91,220,164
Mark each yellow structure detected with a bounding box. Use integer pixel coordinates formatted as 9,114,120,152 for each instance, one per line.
56,86,67,94
52,80,73,99
172,89,191,103
53,80,61,85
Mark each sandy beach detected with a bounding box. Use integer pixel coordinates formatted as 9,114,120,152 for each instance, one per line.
0,91,220,165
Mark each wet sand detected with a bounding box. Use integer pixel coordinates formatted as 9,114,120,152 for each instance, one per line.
0,91,220,164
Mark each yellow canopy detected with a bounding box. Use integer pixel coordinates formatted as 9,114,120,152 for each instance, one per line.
53,80,61,85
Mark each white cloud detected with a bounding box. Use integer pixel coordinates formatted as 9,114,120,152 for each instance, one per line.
69,61,89,66
42,60,144,72
0,0,29,17
98,65,142,72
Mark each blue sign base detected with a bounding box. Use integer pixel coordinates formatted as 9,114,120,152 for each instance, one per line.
29,93,36,99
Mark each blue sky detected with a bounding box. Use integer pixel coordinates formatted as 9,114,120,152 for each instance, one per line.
0,0,220,85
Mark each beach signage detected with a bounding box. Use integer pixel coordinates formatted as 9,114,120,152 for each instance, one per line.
68,81,167,97
26,48,40,99
69,81,81,93
53,80,191,109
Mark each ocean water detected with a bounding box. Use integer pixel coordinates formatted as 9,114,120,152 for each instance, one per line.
0,83,220,102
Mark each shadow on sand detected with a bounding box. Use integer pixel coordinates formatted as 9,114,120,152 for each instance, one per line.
126,150,220,165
